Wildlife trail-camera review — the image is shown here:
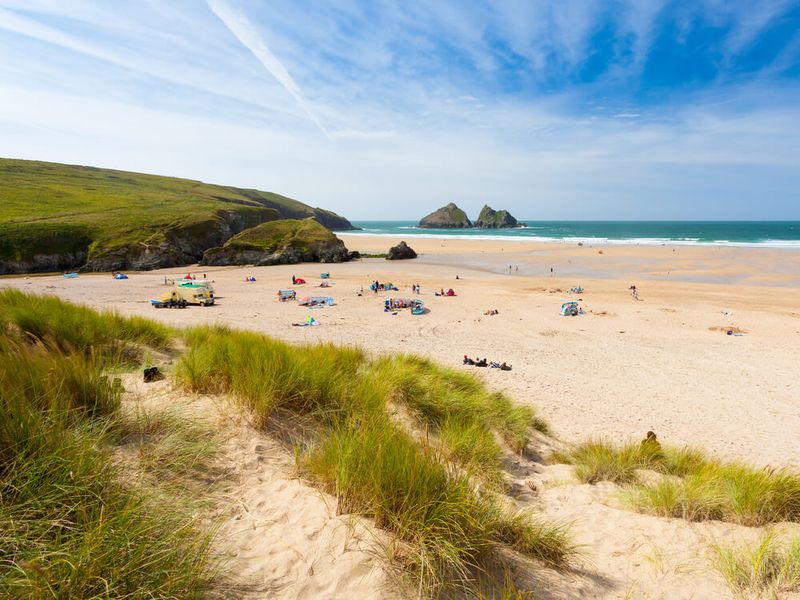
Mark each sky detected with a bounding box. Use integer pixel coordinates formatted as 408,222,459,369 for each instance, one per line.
1,1,799,220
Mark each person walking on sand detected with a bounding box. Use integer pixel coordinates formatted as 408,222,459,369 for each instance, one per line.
550,267,554,277
630,285,638,300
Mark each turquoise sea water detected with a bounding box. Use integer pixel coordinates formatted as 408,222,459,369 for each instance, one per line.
346,221,800,248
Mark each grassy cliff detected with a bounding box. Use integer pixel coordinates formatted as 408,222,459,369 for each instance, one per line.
0,158,355,273
202,218,351,265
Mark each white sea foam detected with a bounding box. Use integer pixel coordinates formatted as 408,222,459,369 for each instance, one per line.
338,231,800,249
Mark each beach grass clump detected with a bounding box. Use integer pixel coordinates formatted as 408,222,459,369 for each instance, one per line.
0,288,173,361
373,354,546,449
0,317,213,598
302,420,573,592
553,439,709,484
712,531,800,597
177,326,571,594
554,439,800,527
629,463,800,526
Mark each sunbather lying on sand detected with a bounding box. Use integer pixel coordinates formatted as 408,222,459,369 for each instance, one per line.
483,309,499,315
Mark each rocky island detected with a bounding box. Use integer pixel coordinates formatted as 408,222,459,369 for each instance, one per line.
417,202,521,229
474,204,519,228
418,202,473,228
201,218,353,266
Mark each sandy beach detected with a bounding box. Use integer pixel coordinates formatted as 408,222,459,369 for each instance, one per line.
5,237,800,598
4,236,799,469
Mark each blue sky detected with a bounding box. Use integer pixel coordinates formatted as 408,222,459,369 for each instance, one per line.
0,0,799,219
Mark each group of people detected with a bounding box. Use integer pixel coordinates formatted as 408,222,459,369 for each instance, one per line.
483,309,499,315
411,283,421,293
463,355,512,371
435,288,456,296
369,281,396,292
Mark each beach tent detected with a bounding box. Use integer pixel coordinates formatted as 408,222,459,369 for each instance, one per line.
320,272,330,279
560,301,582,316
278,289,296,301
114,273,128,280
63,272,78,278
446,288,456,296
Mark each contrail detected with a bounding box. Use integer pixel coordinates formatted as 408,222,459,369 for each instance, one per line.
206,0,329,138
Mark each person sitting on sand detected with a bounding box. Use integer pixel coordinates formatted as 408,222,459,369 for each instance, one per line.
463,355,475,365
475,358,488,367
500,362,512,371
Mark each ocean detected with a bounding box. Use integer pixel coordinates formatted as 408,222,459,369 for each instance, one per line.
346,221,800,248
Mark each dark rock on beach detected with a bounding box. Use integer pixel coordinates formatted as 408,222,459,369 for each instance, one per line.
386,241,417,260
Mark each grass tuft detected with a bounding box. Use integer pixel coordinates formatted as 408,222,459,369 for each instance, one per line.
554,439,800,527
713,531,800,597
0,288,173,362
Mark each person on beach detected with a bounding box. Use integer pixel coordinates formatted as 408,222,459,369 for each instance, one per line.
292,275,296,285
630,285,638,300
550,267,554,277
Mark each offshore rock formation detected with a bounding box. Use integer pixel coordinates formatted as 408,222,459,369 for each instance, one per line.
418,203,472,228
474,205,519,228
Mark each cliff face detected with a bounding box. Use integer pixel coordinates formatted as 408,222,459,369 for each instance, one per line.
201,218,352,266
82,208,280,272
474,205,519,228
418,203,472,228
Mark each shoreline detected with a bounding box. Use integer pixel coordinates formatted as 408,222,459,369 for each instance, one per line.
341,230,800,250
340,234,800,286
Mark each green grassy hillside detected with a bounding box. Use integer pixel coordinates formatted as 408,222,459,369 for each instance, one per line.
0,158,355,273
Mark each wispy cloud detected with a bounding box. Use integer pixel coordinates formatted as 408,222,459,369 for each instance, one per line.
206,0,329,138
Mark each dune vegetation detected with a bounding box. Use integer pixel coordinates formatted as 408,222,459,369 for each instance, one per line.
553,440,800,527
175,325,572,594
1,291,572,597
712,531,800,598
0,293,214,598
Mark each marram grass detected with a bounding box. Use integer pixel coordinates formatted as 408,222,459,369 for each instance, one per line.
713,531,800,597
177,325,572,595
0,293,214,598
554,439,800,527
0,287,173,362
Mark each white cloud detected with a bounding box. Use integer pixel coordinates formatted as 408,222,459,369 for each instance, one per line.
206,0,330,138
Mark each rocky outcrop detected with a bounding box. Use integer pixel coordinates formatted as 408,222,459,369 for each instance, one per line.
201,218,352,266
418,203,472,229
386,241,417,260
474,205,519,228
82,208,280,272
